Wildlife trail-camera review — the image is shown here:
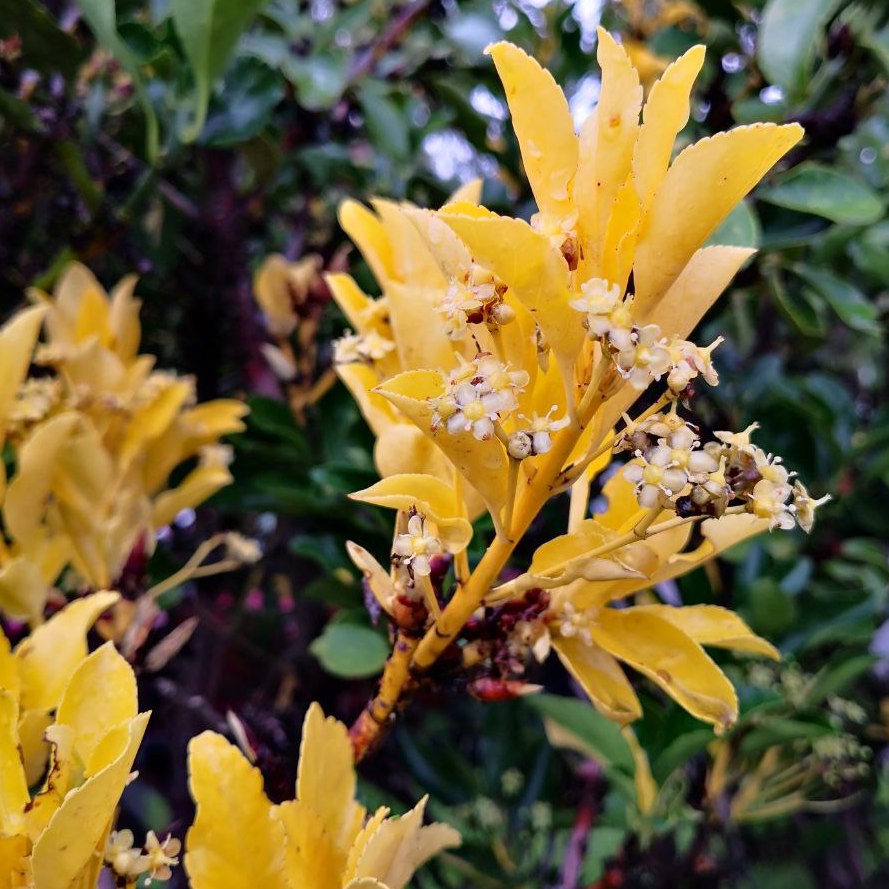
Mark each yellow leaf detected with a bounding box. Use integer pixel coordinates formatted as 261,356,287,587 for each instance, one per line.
575,29,642,276
339,200,397,288
30,713,149,889
254,255,299,335
445,178,482,205
15,591,120,711
487,42,578,230
349,796,460,889
275,800,342,889
17,708,52,787
634,123,804,308
326,274,381,336
376,371,508,523
0,633,19,697
372,425,455,497
372,200,447,292
0,305,46,437
346,542,396,616
632,604,780,659
632,45,706,213
0,835,31,889
529,519,655,585
343,807,389,884
23,724,75,841
295,703,365,858
151,464,233,529
350,475,473,553
56,643,138,775
0,690,28,836
621,727,658,816
107,273,141,362
3,412,80,548
186,731,290,889
552,636,642,724
590,608,738,731
0,557,48,626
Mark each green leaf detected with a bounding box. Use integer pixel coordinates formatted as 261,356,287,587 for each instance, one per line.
0,0,83,77
761,163,884,225
804,654,878,707
789,265,880,335
0,88,45,133
171,0,267,142
77,0,159,160
358,81,410,161
243,395,309,458
525,695,635,774
309,622,389,679
283,52,350,111
738,718,833,757
705,199,761,249
757,0,842,98
766,270,826,338
201,57,282,146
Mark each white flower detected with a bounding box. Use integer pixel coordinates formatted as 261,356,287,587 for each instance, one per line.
791,480,831,533
104,830,148,878
393,514,442,576
612,324,672,390
749,479,795,530
666,336,723,393
333,330,396,364
143,831,181,883
570,277,634,339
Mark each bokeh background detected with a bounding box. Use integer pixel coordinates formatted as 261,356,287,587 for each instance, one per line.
1,1,888,886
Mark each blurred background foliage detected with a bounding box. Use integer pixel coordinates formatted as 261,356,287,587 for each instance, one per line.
1,0,888,887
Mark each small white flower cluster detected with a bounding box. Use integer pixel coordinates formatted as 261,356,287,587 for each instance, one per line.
554,601,599,646
618,410,830,531
438,263,515,339
332,329,396,364
570,277,721,393
431,353,529,441
392,512,442,577
506,406,570,459
105,829,181,884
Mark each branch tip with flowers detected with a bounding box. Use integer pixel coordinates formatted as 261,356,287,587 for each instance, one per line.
321,30,830,762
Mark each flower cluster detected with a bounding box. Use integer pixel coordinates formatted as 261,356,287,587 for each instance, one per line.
105,829,181,884
0,263,247,623
324,29,825,751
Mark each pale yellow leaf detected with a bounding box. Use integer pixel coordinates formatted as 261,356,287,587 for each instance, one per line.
552,636,642,724
185,731,290,889
151,464,232,529
634,123,803,308
632,45,706,212
621,727,658,815
17,707,52,787
350,797,460,889
0,690,28,836
445,178,482,205
296,703,365,858
14,591,120,711
487,42,578,228
30,712,149,889
350,475,473,552
0,556,48,626
590,608,738,731
0,305,46,436
575,29,642,276
339,200,397,287
275,800,342,889
56,642,138,775
632,604,780,659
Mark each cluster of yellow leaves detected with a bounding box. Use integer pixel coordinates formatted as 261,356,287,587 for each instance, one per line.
329,31,803,731
0,263,248,623
186,703,460,889
0,592,149,889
